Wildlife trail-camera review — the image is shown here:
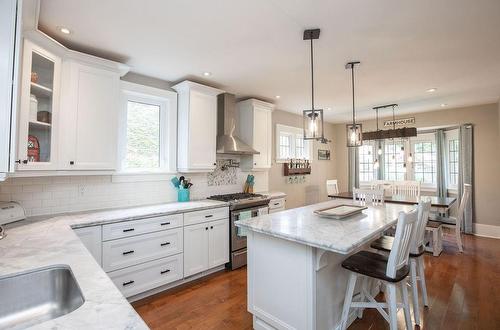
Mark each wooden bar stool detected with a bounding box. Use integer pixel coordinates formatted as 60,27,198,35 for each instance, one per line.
371,201,432,326
340,209,419,330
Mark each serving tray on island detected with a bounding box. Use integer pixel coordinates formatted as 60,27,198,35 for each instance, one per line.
314,204,367,219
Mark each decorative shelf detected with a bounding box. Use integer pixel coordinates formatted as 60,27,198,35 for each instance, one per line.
30,82,53,97
283,163,311,176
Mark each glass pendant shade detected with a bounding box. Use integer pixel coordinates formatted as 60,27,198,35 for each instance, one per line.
346,123,362,147
407,152,413,162
373,158,379,169
377,145,383,155
303,109,324,140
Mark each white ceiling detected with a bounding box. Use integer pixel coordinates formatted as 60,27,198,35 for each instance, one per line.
38,0,500,123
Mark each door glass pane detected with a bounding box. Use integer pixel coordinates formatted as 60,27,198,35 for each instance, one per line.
27,52,54,163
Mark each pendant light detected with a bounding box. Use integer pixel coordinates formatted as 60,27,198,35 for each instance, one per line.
346,61,362,147
374,107,383,156
302,29,324,141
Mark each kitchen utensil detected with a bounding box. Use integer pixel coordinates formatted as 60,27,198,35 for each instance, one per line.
171,177,180,188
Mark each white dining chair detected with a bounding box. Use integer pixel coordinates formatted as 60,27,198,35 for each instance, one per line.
391,180,421,199
371,200,432,326
340,209,419,330
452,183,471,252
353,188,385,205
326,179,339,196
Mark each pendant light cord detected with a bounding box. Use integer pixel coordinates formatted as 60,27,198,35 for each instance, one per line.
376,108,379,131
310,38,314,112
351,65,355,126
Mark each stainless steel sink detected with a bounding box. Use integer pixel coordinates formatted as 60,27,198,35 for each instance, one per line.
0,265,85,329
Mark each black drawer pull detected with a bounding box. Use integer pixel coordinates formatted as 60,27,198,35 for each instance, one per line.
205,227,209,230
210,226,213,229
274,203,280,206
122,250,135,255
205,215,213,218
160,222,171,226
160,269,170,275
123,228,135,233
160,242,171,247
123,280,135,286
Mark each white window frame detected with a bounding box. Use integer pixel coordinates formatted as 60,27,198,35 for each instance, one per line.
445,129,459,191
408,133,437,189
358,143,376,183
383,140,407,181
275,124,312,162
117,81,177,175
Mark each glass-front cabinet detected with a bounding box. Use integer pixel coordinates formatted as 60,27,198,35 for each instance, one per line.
17,40,61,170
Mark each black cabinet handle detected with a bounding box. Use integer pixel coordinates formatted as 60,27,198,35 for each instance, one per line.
160,242,171,247
210,226,213,229
123,280,135,286
274,203,279,206
205,227,208,230
123,228,135,233
160,222,171,226
69,161,75,165
160,269,170,275
122,250,135,255
15,160,21,164
22,160,28,164
205,215,213,218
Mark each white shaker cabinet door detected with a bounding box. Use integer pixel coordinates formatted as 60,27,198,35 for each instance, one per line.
183,222,209,277
208,219,229,269
59,61,120,170
73,225,102,265
252,106,272,169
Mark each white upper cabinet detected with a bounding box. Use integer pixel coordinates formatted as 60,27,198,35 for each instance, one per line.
172,81,224,173
59,61,120,170
0,0,20,177
17,39,61,170
237,99,274,170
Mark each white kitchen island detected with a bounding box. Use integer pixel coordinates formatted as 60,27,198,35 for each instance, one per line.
236,199,414,330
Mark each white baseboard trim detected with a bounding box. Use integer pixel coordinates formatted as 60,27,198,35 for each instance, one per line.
473,223,500,239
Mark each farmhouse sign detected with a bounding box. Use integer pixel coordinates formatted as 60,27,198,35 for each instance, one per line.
384,117,415,127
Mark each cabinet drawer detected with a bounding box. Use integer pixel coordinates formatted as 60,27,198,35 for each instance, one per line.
108,254,183,298
184,207,228,226
103,228,183,272
102,213,183,241
269,198,285,210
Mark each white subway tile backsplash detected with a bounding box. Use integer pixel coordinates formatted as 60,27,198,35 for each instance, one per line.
0,167,268,217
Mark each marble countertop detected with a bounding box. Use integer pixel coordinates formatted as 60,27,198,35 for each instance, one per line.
236,199,414,254
0,199,228,329
258,191,287,199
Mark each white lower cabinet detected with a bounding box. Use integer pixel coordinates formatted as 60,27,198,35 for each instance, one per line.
208,219,229,268
268,198,286,213
102,227,183,272
184,218,229,277
107,254,183,298
73,225,102,265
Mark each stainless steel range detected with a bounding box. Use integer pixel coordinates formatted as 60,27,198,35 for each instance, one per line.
208,193,270,270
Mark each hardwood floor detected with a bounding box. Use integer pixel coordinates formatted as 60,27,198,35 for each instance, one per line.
133,232,500,329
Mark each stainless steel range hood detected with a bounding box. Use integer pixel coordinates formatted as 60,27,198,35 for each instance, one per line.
217,93,259,155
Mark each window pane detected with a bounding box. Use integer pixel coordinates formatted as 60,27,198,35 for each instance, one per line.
125,101,161,169
413,140,437,184
448,139,459,185
384,142,405,181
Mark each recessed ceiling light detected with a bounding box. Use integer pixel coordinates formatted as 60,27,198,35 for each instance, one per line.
203,72,212,77
426,88,437,93
275,95,281,99
440,103,447,107
58,26,71,34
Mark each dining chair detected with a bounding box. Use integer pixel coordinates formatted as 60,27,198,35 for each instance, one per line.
353,188,385,205
391,180,421,199
371,200,432,326
326,179,339,196
340,209,418,330
451,183,471,252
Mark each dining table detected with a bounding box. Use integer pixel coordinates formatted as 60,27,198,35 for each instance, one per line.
328,191,457,222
